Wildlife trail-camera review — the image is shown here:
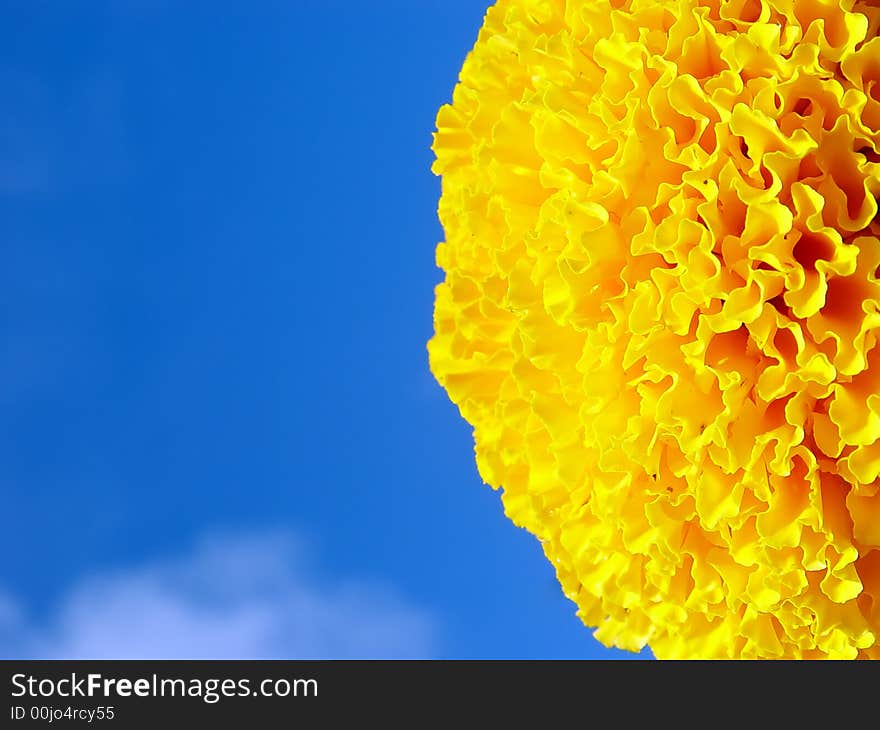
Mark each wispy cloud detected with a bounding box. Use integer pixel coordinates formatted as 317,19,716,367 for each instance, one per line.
0,531,436,659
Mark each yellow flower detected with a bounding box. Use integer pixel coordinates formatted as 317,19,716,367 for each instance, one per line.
429,0,880,658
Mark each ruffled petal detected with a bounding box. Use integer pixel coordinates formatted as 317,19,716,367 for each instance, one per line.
430,0,880,659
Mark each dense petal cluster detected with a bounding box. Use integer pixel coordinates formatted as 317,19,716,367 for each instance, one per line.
429,0,880,658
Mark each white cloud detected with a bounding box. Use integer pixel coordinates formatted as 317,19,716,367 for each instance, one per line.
0,531,436,659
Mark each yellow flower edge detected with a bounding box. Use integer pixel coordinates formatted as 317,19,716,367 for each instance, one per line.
429,0,880,659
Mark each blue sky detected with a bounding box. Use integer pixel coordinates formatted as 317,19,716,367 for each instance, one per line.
1,0,646,659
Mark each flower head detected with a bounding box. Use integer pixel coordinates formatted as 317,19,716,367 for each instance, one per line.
430,0,880,658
